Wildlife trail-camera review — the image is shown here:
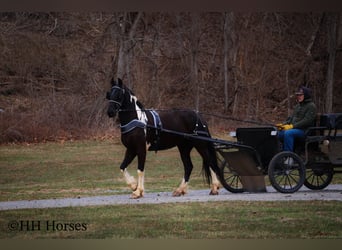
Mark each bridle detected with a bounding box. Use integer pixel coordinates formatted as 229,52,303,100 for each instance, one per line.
108,86,125,112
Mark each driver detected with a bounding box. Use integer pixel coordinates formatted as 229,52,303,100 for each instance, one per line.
276,86,317,152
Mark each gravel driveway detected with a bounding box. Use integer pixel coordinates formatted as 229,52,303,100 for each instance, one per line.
1,184,341,211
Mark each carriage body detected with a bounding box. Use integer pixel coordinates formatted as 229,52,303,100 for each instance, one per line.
216,113,342,193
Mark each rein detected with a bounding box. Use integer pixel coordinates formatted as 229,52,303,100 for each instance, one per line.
200,112,273,127
108,84,272,129
116,108,272,127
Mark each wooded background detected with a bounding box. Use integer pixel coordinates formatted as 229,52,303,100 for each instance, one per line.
0,12,341,143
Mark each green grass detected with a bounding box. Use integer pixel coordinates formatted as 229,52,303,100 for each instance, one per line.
1,139,342,239
0,140,207,201
1,139,341,201
1,201,341,239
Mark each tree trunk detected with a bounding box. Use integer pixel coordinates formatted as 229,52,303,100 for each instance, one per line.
223,12,237,113
223,13,229,112
326,13,339,112
190,13,200,111
116,12,142,87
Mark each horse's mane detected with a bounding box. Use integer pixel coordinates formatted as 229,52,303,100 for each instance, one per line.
123,84,145,110
136,100,144,110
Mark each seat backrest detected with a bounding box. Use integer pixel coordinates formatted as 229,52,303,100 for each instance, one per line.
319,113,342,137
319,113,342,129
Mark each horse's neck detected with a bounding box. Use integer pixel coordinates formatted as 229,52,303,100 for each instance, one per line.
118,111,136,126
118,93,146,126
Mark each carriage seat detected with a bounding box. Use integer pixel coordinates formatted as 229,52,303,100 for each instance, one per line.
294,113,342,155
318,113,342,134
304,113,342,139
316,113,342,164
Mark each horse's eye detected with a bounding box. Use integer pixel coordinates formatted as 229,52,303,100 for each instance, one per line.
106,92,111,100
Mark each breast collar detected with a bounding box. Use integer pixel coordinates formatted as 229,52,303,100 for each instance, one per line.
120,109,162,134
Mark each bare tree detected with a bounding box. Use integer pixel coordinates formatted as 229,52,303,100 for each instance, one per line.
190,12,201,111
115,12,142,87
223,12,237,113
325,13,339,112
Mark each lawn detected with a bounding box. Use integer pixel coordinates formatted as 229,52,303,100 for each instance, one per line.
0,139,208,201
0,139,342,239
1,201,342,239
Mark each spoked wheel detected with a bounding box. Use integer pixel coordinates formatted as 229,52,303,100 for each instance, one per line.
304,166,333,190
268,151,305,193
219,159,244,193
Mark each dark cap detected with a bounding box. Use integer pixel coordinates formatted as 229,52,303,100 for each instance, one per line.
295,86,312,99
295,88,304,95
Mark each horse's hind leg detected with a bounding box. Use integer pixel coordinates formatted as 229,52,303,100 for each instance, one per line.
209,168,220,195
196,146,220,195
173,145,193,196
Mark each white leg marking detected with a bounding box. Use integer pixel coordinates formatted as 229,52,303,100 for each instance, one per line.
131,170,144,199
121,169,137,191
209,168,220,195
173,178,188,196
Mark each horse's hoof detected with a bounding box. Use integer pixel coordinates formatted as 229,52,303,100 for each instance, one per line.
172,190,186,197
130,194,142,199
131,189,144,199
172,191,181,197
209,190,219,195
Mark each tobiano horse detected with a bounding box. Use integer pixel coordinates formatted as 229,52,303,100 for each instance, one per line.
106,78,223,198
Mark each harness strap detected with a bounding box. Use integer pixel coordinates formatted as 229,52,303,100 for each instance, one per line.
109,100,122,106
146,110,163,152
150,109,162,130
120,119,146,134
193,112,209,136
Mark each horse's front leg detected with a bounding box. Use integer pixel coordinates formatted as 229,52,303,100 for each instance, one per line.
120,150,137,191
131,147,146,199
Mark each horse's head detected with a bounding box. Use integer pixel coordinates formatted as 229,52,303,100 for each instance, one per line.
106,78,126,118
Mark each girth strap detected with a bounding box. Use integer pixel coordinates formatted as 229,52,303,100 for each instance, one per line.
149,109,162,130
147,109,163,152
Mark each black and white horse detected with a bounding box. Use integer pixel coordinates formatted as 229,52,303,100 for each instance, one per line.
106,78,222,198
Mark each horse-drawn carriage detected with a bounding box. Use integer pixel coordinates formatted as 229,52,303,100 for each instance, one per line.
106,78,342,198
216,113,342,193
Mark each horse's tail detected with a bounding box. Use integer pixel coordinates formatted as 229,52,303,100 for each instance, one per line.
202,140,222,185
194,111,222,185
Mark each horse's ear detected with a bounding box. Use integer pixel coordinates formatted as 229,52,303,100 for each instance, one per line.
117,78,123,87
110,77,116,86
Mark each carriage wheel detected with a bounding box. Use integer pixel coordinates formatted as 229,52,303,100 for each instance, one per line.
304,166,333,190
219,159,245,193
268,151,305,193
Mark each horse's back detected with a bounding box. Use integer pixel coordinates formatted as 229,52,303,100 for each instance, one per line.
147,109,210,151
161,110,206,131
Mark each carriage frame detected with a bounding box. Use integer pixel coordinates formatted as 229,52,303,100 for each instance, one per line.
215,113,342,193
